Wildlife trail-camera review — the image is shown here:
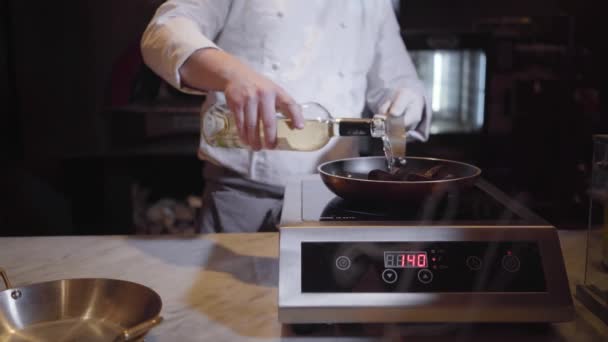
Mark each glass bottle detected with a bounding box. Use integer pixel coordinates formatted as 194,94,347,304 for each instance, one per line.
202,102,387,151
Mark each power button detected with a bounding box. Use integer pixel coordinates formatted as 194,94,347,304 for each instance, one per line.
335,256,351,271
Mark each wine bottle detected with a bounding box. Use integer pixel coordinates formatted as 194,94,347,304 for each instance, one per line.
202,102,387,151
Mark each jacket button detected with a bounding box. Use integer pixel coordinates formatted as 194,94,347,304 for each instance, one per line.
272,63,280,71
277,11,284,18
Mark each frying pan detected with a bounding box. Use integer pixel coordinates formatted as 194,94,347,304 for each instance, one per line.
0,268,162,342
318,156,481,202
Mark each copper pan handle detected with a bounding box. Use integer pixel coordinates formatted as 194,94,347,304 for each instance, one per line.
0,267,12,289
117,316,163,341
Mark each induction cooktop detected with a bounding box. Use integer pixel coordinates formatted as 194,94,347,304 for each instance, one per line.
280,176,547,226
278,176,574,324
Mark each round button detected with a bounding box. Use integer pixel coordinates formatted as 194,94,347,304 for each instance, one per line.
382,269,398,284
417,269,434,284
502,255,521,273
466,256,483,271
340,22,347,29
277,11,284,18
271,63,280,71
335,256,351,271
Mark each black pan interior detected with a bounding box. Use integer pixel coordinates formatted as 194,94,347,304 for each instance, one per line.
319,157,479,181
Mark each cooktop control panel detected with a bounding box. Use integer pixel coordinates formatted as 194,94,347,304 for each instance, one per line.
301,241,546,293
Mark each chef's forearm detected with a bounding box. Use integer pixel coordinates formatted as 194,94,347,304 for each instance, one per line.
141,17,218,95
178,48,238,92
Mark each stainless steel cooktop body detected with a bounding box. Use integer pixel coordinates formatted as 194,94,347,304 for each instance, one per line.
278,176,574,324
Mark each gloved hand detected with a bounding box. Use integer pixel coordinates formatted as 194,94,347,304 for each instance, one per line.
379,88,426,141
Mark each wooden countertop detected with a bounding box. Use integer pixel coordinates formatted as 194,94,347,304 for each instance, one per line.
0,231,607,341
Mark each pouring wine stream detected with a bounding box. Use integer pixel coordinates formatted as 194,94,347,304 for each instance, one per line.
382,114,408,172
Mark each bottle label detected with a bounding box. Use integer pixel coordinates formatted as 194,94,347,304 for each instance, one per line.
337,119,374,136
202,105,246,148
202,110,226,144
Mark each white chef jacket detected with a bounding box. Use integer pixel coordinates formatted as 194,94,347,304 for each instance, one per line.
141,0,430,187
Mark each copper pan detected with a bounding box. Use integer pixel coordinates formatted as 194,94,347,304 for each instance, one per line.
318,156,481,202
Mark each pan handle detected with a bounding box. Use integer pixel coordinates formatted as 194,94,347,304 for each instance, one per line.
117,316,163,341
0,268,12,289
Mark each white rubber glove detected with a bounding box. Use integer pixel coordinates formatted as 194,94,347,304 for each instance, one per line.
379,88,426,141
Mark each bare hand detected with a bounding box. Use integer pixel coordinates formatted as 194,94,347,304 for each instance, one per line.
224,70,304,150
179,49,304,150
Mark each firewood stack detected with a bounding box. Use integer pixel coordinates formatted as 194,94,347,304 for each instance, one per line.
132,184,202,234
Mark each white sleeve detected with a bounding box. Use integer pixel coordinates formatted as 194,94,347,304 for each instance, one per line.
365,0,431,140
140,0,233,94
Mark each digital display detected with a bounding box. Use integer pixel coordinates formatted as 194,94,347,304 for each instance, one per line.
384,251,427,268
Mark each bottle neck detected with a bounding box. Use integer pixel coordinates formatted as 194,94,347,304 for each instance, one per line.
332,117,385,137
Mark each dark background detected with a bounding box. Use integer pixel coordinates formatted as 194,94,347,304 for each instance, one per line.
1,0,605,235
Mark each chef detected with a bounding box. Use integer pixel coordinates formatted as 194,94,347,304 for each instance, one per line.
141,0,430,233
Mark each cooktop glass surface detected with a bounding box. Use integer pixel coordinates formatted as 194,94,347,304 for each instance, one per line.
297,179,544,225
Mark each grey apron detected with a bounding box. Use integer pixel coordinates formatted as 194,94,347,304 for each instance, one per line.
200,163,284,233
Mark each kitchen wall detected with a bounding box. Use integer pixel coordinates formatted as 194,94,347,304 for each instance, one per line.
1,0,19,161
8,0,163,159
2,0,183,235
400,0,563,30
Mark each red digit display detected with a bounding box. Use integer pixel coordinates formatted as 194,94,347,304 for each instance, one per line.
384,252,428,268
417,253,427,268
398,254,405,267
406,254,416,267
